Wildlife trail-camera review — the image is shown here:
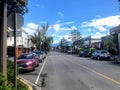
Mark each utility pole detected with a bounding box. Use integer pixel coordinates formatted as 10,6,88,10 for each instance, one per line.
0,0,7,77
13,12,17,89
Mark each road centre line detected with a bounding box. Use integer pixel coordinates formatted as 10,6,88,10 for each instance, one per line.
67,59,120,86
35,55,48,84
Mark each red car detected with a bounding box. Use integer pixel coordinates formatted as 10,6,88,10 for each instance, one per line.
17,53,37,71
30,53,40,66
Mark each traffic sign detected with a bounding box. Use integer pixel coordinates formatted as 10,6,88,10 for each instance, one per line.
8,13,24,29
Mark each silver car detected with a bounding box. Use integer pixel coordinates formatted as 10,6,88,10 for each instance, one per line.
110,55,120,64
91,50,110,60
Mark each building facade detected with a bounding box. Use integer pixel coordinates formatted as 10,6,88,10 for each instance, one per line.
83,36,101,49
7,28,29,57
110,25,120,54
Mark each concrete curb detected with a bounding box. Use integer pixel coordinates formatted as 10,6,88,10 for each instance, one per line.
17,76,33,90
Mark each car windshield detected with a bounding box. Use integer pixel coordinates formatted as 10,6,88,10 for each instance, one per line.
34,51,42,55
101,51,108,53
17,54,33,59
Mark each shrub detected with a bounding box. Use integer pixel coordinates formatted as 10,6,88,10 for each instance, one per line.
7,60,16,84
89,48,96,53
17,79,28,90
78,48,83,53
0,72,14,90
7,60,28,90
0,73,6,86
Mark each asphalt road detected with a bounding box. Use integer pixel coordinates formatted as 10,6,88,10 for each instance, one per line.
20,51,120,90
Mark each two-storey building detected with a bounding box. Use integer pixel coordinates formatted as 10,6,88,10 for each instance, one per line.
7,28,29,57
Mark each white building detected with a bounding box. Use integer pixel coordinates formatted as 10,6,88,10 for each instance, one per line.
7,28,28,47
7,28,29,57
84,36,101,48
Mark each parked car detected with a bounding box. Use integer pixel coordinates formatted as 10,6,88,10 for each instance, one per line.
91,50,110,60
33,51,43,62
68,50,72,54
79,50,91,57
30,53,40,66
110,55,120,64
17,54,36,71
40,51,46,60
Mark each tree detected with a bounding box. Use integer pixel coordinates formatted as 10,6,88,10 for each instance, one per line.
31,24,53,52
42,36,53,52
0,0,28,17
70,28,82,42
59,38,68,52
103,35,116,54
70,28,84,48
7,0,28,15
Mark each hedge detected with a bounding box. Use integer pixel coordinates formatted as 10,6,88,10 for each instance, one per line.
0,60,29,90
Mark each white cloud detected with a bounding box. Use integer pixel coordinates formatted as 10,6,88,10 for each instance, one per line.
56,20,61,23
27,23,38,30
82,15,120,32
60,27,72,31
23,23,39,35
23,27,35,35
53,23,74,31
54,24,60,31
71,26,77,30
58,11,64,18
96,26,106,32
61,21,75,25
52,34,72,44
90,32,106,38
88,28,92,31
53,41,60,44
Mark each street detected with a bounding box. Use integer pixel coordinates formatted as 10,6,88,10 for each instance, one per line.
20,51,120,90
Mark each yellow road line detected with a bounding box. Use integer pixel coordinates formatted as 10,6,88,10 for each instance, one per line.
69,60,120,86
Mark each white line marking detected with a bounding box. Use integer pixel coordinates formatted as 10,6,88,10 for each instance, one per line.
35,56,48,84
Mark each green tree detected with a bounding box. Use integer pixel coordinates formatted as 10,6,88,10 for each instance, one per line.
31,24,53,52
70,28,82,42
7,0,28,15
103,35,116,54
70,28,84,48
59,38,68,52
42,36,53,52
0,0,28,17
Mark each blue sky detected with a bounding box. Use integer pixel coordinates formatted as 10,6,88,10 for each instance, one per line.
23,0,120,44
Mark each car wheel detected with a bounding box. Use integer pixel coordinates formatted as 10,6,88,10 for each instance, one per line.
33,68,35,71
82,55,84,57
91,56,94,59
97,56,100,60
114,59,118,64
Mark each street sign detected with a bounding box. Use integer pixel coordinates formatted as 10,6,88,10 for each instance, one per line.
8,13,24,29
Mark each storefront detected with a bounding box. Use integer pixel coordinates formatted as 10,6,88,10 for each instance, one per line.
110,26,120,54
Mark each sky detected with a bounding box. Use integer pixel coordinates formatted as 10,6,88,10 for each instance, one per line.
23,0,120,44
